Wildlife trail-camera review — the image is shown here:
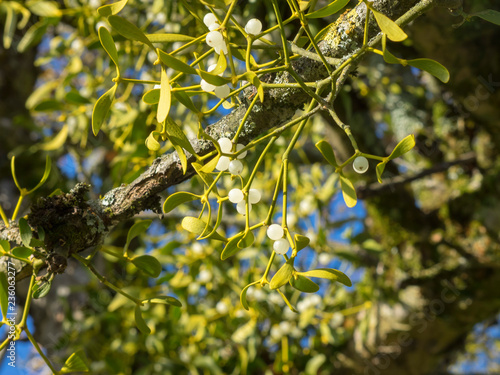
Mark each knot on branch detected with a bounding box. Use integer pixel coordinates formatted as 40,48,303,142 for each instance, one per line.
27,183,107,256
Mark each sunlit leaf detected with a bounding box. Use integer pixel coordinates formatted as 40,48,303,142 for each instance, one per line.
163,191,199,213
192,162,218,193
339,174,357,208
387,134,415,161
92,84,117,135
240,281,259,310
157,66,171,123
270,259,294,290
315,140,339,168
237,231,254,249
211,52,227,76
40,124,68,151
3,4,16,49
97,0,128,17
60,350,90,373
181,217,225,241
294,234,310,252
0,239,10,253
147,33,195,43
98,26,120,74
142,89,160,104
242,71,264,102
131,255,162,277
108,15,155,49
27,0,62,18
197,69,230,86
306,0,349,18
134,305,151,334
372,8,408,42
298,268,352,287
145,131,161,151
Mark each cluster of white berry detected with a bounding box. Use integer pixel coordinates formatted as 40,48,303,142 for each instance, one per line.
244,18,262,35
267,224,289,255
204,14,227,54
215,137,247,174
228,187,261,215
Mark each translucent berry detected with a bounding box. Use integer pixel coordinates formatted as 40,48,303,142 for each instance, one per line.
245,18,262,35
236,200,252,215
273,238,289,254
236,143,247,159
228,188,244,203
228,160,243,175
216,155,230,171
214,43,227,55
206,31,223,47
209,23,219,31
214,84,230,99
248,189,261,204
215,301,229,314
353,156,369,174
201,79,216,92
203,13,218,27
267,224,284,241
217,137,233,153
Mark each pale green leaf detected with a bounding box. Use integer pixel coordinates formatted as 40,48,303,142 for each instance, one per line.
339,174,357,208
145,131,161,151
237,231,254,249
294,234,310,252
157,66,171,123
407,58,450,83
40,124,68,151
147,33,195,43
181,217,226,241
157,49,197,75
92,84,117,135
372,9,408,42
221,233,244,260
145,296,182,307
387,134,416,161
98,26,120,74
97,0,128,17
270,259,294,290
298,268,352,287
306,0,349,18
163,191,199,213
3,4,16,49
142,89,160,104
315,140,339,168
376,162,386,184
290,274,320,293
27,0,62,17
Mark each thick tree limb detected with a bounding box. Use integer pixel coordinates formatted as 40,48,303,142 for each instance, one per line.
0,0,450,282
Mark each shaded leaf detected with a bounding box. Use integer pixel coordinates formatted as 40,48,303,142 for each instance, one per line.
242,71,264,102
40,124,68,151
376,161,386,184
240,281,259,310
19,218,33,248
92,84,117,135
108,15,155,49
198,69,230,86
12,247,33,260
306,0,349,18
294,234,310,252
0,239,10,253
0,272,8,320
146,296,182,307
33,279,52,299
221,233,244,260
134,305,151,334
166,117,197,157
157,49,197,75
290,274,320,293
237,231,254,249
126,220,152,251
173,90,199,113
298,268,352,287
163,191,199,213
17,20,48,53
315,140,338,168
142,89,160,104
27,0,62,17
192,162,218,194
471,9,500,26
131,255,162,278
339,174,357,208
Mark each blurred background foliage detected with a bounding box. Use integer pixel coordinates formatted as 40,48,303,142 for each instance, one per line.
1,0,500,374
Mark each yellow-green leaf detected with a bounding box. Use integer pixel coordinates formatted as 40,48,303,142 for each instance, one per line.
147,33,195,43
145,131,161,151
126,220,152,251
192,162,218,193
199,155,219,174
97,0,128,17
18,218,32,248
198,69,230,86
134,305,151,334
294,234,310,252
157,49,197,75
387,134,415,161
0,239,10,253
315,140,338,168
33,279,52,299
131,255,162,277
0,272,8,319
12,246,34,260
27,0,62,17
17,20,48,53
270,259,294,290
98,26,120,74
290,274,319,293
240,280,260,310
60,350,90,374
407,58,450,83
372,9,408,42
306,0,350,18
173,90,199,113
166,118,197,157
3,4,16,49
181,217,225,241
145,296,182,307
298,268,352,287
376,162,386,184
40,124,68,151
221,233,244,260
108,15,155,49
157,66,171,123
242,71,264,102
237,231,254,249
92,84,117,135
339,174,357,208
163,191,199,213
211,51,227,76
142,89,160,104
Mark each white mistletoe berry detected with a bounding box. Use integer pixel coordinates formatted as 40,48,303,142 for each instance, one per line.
236,200,252,215
214,84,230,99
203,13,218,28
217,137,233,153
267,224,284,241
209,23,220,31
216,155,230,171
273,238,289,255
206,30,223,48
228,188,244,203
245,18,262,35
248,189,261,204
228,159,243,175
200,79,216,92
353,156,369,174
236,143,247,159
